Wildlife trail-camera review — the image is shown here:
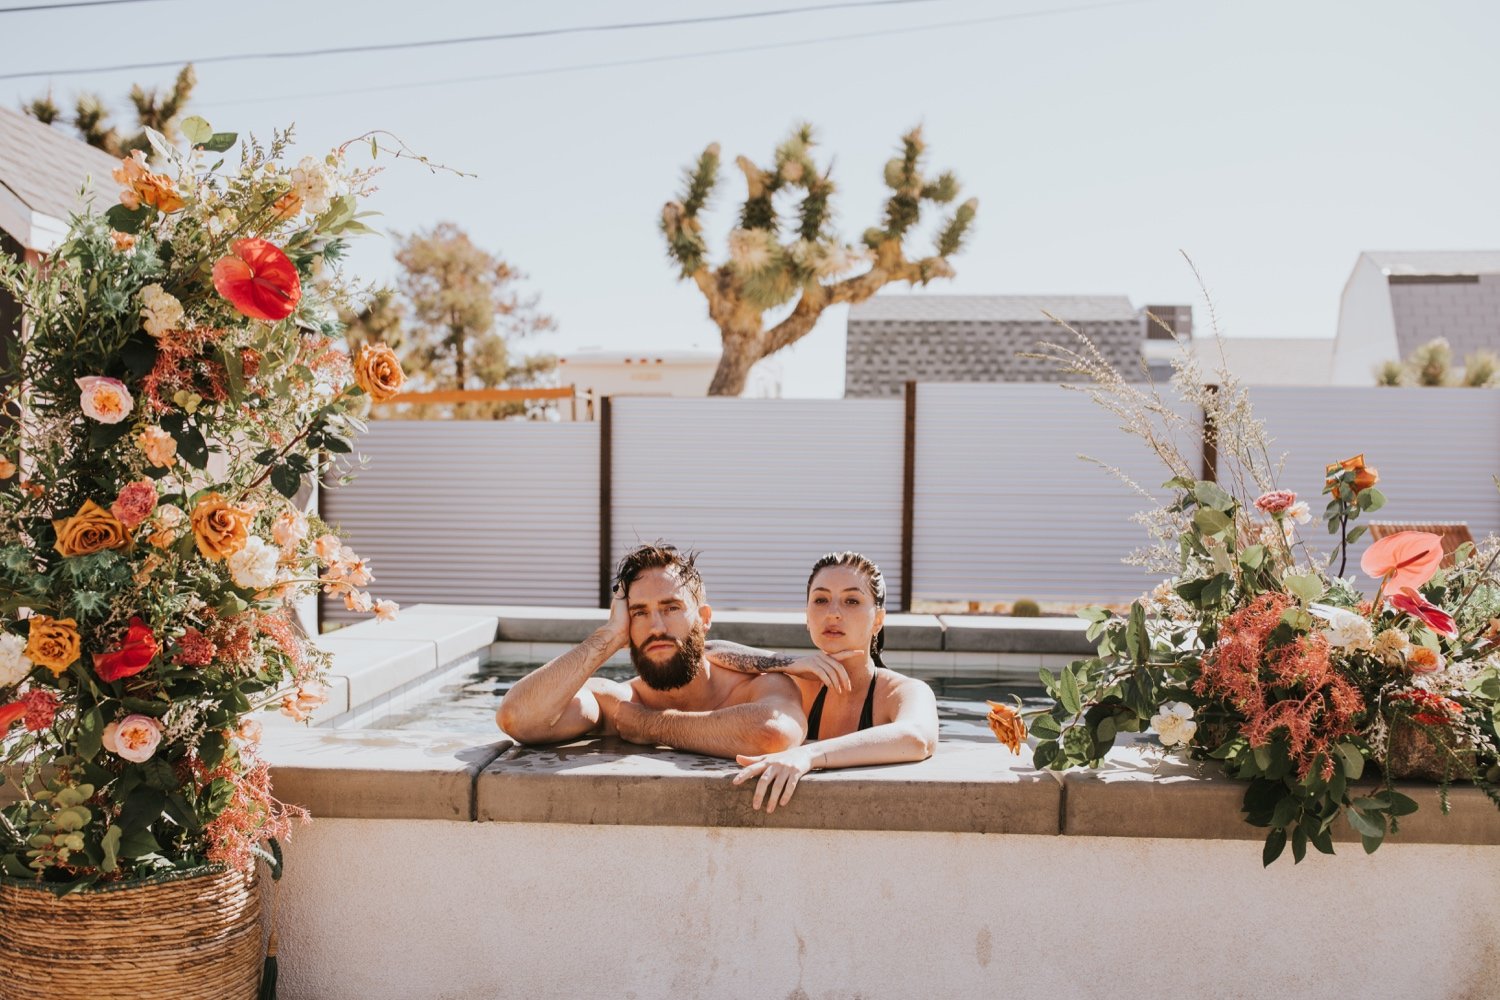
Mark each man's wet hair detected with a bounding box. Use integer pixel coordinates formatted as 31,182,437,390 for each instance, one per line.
614,543,706,604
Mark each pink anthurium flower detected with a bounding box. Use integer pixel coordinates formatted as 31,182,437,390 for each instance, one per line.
1361,531,1444,593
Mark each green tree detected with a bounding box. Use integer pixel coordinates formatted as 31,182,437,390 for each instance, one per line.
661,124,977,395
25,64,197,159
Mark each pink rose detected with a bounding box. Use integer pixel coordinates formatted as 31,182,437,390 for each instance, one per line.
111,713,162,763
110,480,159,530
1254,490,1298,516
76,376,134,424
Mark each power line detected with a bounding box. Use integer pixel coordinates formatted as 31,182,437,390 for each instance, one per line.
201,0,1155,110
0,0,955,80
0,0,174,12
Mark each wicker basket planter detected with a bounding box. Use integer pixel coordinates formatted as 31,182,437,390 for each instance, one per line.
0,865,262,1000
1385,719,1475,783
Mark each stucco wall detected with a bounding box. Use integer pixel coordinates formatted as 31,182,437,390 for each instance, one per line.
273,819,1500,1000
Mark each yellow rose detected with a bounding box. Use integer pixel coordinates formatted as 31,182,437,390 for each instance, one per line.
190,492,252,561
53,499,130,557
24,615,81,676
353,343,406,402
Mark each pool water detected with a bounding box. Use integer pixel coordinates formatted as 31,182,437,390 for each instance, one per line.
375,660,1050,744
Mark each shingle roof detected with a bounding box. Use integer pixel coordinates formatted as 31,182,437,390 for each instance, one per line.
1363,250,1500,277
0,105,119,224
848,294,1138,323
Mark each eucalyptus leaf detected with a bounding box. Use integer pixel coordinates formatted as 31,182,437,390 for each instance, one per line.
180,115,213,145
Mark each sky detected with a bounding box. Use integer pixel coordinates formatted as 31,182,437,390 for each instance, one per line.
4,0,1497,396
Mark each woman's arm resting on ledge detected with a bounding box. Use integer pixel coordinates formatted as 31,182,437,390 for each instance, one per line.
733,677,938,812
612,674,807,759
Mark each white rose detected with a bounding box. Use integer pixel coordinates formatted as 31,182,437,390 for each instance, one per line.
1286,501,1311,525
140,284,184,339
1150,701,1198,747
227,536,280,590
0,632,32,688
1311,604,1374,651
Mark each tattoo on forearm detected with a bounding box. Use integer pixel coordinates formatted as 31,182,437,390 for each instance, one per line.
711,649,798,673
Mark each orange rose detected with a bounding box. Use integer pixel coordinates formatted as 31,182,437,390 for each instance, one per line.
24,615,81,676
1325,454,1378,494
110,231,136,252
986,701,1027,754
53,499,130,557
0,456,15,479
190,493,252,561
353,343,405,402
272,190,303,219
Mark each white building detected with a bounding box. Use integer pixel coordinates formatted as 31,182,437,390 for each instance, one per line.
558,347,782,411
1190,336,1334,386
1330,250,1500,385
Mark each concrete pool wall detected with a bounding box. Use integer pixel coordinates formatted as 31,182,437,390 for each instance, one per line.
249,605,1500,999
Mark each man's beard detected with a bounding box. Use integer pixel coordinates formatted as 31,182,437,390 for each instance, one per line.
629,622,706,691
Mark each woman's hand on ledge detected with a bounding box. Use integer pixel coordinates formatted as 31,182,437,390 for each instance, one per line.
734,746,817,813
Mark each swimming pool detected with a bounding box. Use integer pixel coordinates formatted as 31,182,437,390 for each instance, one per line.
371,659,1050,744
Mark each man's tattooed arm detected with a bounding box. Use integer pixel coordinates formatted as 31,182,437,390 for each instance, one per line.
704,639,797,674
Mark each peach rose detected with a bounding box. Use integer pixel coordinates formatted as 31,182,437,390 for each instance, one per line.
0,456,15,479
374,599,399,622
190,493,252,561
112,714,162,763
24,615,81,676
137,425,178,468
272,508,309,552
353,343,405,402
986,701,1027,754
110,231,136,252
147,504,185,550
53,500,130,557
76,376,134,424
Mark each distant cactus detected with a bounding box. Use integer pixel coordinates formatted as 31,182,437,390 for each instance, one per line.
1010,598,1041,618
1373,339,1498,388
661,124,978,395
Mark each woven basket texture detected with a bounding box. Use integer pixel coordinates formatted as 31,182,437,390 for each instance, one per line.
0,865,261,1000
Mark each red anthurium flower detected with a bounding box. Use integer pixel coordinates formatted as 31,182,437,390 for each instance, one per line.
0,700,24,730
1361,531,1444,593
94,617,160,682
1389,587,1458,637
211,238,301,321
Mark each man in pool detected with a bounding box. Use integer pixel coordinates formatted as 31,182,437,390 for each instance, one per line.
496,543,807,759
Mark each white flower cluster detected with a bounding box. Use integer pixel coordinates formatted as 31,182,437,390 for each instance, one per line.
1150,701,1197,747
290,155,335,216
140,284,185,339
227,536,281,590
1311,604,1374,651
0,632,32,688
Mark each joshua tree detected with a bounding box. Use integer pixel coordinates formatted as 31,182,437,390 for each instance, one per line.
661,124,977,395
25,64,197,160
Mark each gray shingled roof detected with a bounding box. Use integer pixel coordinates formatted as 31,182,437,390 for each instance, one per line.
1363,250,1500,276
0,105,119,223
849,294,1138,323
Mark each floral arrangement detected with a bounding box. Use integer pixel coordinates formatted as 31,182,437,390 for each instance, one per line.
0,117,406,889
1001,324,1500,864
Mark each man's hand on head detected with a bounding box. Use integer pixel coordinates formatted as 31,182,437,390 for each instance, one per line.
596,583,630,656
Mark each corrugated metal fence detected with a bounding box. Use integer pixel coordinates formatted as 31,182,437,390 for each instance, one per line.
321,386,1500,614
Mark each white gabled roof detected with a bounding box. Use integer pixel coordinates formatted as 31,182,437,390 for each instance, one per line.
1362,250,1500,277
0,105,120,251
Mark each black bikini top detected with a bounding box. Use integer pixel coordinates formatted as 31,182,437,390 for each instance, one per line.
806,669,880,741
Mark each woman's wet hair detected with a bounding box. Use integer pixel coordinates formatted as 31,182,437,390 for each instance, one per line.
806,551,887,669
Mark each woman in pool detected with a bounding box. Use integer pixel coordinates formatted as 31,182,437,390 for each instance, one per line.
706,551,938,813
